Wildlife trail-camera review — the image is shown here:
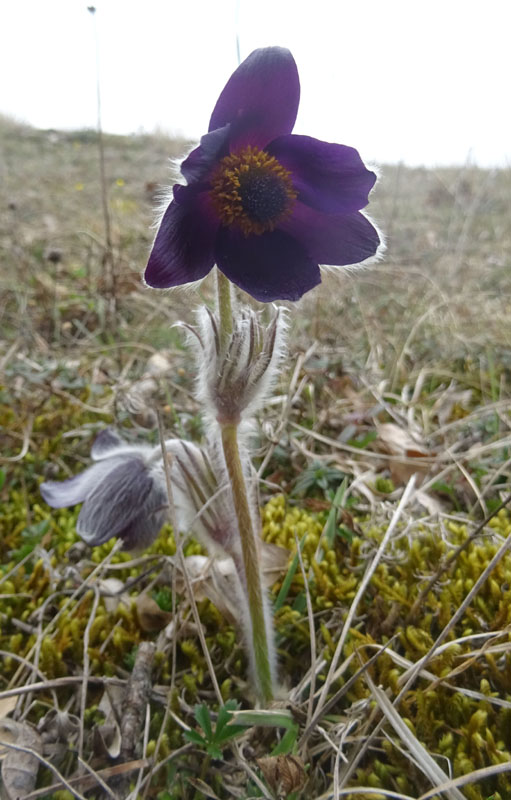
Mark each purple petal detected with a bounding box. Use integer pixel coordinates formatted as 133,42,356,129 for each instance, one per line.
40,459,123,508
267,135,377,214
215,228,320,302
282,203,381,266
180,125,231,184
115,502,168,551
209,48,300,150
90,429,125,461
144,194,219,289
76,458,160,546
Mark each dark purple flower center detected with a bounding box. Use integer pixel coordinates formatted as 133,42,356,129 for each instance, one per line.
210,147,296,236
238,171,289,224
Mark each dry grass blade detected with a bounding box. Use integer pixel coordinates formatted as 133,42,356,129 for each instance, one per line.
0,676,142,704
359,634,511,710
416,761,511,799
76,756,118,799
365,675,465,800
126,702,152,800
316,788,416,799
0,415,33,463
291,421,511,467
300,639,397,745
295,531,317,730
406,490,511,623
22,759,150,799
311,475,416,726
78,584,100,763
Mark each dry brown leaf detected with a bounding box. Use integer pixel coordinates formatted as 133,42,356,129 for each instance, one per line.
376,422,429,457
135,593,173,632
257,754,307,798
260,541,290,583
416,489,445,515
432,386,472,427
375,422,432,486
94,688,123,760
98,578,130,614
0,698,17,722
0,720,18,760
173,556,241,624
0,719,42,799
173,544,288,624
37,708,80,744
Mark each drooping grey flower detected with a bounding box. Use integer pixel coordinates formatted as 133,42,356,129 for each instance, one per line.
40,429,168,550
40,429,256,557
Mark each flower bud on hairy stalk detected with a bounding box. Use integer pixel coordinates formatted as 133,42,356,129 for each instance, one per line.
183,304,288,425
192,277,282,703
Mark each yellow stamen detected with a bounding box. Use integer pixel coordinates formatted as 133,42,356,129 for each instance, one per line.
210,146,296,236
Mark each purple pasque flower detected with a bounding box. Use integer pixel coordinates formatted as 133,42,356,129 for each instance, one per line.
144,47,381,303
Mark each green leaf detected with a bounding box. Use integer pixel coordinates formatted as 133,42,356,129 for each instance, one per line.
194,703,213,739
321,477,348,552
215,700,238,736
183,729,207,747
214,724,246,745
274,532,308,611
271,723,299,755
292,461,346,497
206,743,223,759
346,430,378,449
292,591,306,614
0,468,5,491
21,519,50,540
230,708,296,729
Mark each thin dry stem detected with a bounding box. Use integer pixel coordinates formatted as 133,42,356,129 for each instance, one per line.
156,410,223,704
295,531,317,732
311,475,416,725
79,585,100,764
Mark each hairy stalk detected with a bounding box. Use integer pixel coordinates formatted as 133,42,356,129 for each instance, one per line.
220,422,274,704
216,268,233,351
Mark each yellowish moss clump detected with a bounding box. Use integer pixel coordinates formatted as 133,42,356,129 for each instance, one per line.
3,385,511,798
262,495,511,799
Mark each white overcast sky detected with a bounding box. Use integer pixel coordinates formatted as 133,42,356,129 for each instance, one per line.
1,0,510,167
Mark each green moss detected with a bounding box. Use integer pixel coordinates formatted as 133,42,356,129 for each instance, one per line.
3,391,511,798
261,495,511,798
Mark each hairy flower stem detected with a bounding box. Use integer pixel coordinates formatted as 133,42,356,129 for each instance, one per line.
216,268,233,352
220,421,274,704
215,268,274,702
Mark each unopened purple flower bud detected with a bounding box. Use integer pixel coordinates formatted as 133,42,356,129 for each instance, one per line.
186,305,287,424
